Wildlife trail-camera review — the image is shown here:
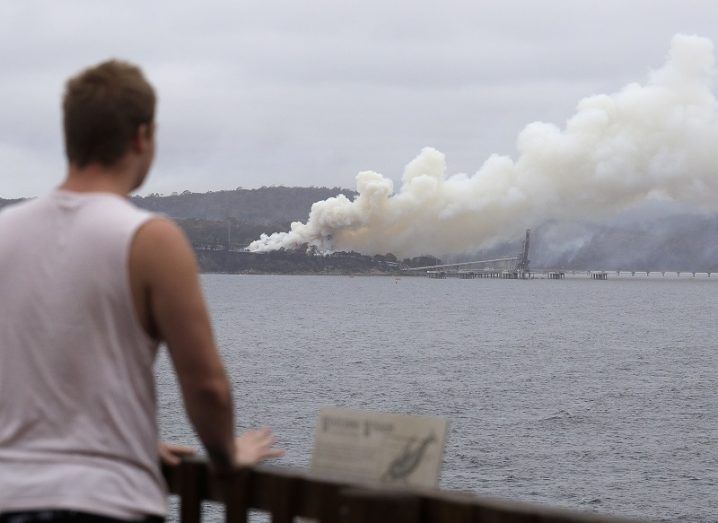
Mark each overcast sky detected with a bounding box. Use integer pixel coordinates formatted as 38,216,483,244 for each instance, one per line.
1,0,717,198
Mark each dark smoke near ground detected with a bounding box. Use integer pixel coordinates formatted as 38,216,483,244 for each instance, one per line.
459,210,718,272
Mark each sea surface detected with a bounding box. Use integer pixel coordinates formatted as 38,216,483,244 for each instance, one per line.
156,274,718,522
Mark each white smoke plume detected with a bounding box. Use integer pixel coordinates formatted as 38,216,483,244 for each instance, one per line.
249,35,718,258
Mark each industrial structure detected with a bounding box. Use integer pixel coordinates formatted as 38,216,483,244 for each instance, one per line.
403,229,713,280
403,229,533,279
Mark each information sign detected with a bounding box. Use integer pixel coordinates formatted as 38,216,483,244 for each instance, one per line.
311,407,448,488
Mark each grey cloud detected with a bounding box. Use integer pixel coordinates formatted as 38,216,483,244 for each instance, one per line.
1,0,718,198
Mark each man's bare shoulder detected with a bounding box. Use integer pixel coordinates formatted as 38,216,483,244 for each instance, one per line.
129,217,200,339
131,217,197,279
135,217,184,244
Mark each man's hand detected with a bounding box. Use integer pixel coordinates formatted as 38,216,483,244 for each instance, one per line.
158,441,196,466
235,427,284,466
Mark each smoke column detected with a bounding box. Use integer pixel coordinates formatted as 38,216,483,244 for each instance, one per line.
249,35,718,258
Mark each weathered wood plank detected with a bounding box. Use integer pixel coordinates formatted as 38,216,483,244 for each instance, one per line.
338,488,420,523
422,495,477,523
160,459,642,523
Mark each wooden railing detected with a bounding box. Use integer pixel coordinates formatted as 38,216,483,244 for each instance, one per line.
162,459,640,523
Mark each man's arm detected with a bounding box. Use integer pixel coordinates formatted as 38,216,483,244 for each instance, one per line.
130,218,282,469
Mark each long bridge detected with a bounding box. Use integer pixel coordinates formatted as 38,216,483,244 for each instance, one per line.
403,230,713,280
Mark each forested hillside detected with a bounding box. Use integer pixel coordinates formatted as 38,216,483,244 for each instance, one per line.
0,198,24,210
0,186,356,253
132,186,356,251
132,186,355,224
457,214,718,272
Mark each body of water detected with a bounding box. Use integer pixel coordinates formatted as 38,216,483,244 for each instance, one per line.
156,274,718,522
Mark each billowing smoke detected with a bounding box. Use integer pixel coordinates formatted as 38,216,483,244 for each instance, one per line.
249,35,718,258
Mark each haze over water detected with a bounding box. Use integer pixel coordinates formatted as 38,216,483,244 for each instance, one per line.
157,274,718,522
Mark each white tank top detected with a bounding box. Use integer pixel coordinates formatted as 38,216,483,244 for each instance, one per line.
0,190,165,519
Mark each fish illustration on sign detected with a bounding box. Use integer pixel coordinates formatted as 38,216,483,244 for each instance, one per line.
381,432,436,483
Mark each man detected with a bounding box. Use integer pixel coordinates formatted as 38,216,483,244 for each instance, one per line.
0,60,283,522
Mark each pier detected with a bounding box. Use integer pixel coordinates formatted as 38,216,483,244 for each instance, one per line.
404,230,714,281
403,230,533,280
427,270,527,279
420,268,713,281
163,457,638,523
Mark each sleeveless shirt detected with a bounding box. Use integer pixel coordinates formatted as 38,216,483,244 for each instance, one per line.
0,190,165,519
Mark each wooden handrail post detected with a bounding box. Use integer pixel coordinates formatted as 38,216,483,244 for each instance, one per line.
339,488,420,523
224,468,251,523
178,460,206,523
267,474,298,523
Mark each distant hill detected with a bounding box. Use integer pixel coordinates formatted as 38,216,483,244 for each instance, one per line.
533,214,718,272
0,186,356,253
0,197,25,211
131,186,356,225
133,186,356,252
456,214,718,272
0,186,355,223
3,188,718,272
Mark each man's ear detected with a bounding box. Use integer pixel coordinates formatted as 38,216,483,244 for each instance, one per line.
132,123,153,153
